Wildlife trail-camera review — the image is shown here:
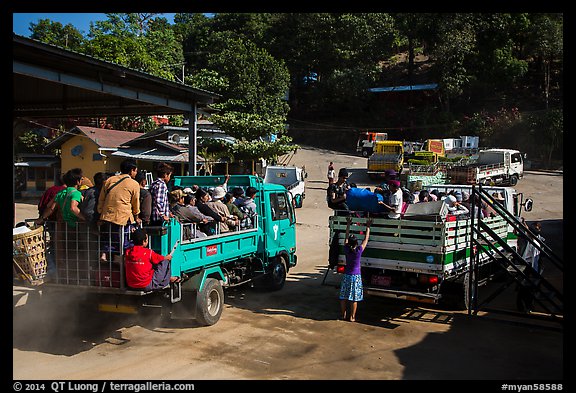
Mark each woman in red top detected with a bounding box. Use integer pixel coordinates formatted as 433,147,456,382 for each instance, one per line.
124,228,179,290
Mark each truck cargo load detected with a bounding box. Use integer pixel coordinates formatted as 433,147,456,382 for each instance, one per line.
447,148,524,186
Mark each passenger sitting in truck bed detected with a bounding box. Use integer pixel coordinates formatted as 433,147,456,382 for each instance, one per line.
417,190,431,203
234,186,258,228
223,192,246,222
183,194,215,235
443,195,470,218
169,189,208,239
206,186,238,233
124,228,179,291
195,188,225,235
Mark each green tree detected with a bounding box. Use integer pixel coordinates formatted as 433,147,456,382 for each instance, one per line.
527,109,563,166
85,13,181,81
525,14,563,109
199,33,297,162
29,19,85,50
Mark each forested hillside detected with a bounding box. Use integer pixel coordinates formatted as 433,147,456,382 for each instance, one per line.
19,13,562,167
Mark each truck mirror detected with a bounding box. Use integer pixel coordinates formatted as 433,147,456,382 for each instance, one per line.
523,198,533,212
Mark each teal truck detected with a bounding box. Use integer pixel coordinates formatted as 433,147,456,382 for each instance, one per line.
328,187,532,308
29,175,297,326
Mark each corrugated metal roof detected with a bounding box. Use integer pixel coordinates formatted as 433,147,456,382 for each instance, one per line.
45,126,142,149
14,160,59,167
368,83,438,93
111,147,204,163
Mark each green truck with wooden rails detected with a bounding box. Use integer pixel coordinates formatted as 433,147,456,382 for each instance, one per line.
13,175,298,326
327,184,534,308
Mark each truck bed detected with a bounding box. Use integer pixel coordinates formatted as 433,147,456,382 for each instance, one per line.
46,219,260,293
329,214,508,276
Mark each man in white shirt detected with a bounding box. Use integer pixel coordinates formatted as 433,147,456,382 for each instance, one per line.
377,180,403,219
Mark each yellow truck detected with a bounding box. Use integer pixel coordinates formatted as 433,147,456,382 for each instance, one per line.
366,140,404,180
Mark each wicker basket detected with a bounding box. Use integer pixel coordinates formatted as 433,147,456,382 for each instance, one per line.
13,225,47,282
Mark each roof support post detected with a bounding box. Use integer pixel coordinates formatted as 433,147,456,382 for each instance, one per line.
187,105,197,176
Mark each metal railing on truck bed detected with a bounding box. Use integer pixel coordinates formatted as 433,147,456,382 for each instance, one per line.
44,216,259,293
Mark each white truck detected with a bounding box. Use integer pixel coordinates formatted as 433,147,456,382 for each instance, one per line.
264,165,307,208
447,148,525,186
328,184,533,308
356,131,388,157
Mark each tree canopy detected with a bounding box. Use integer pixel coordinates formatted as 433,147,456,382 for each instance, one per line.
22,12,563,163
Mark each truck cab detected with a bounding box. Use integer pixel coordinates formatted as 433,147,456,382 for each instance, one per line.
264,165,307,208
476,149,525,181
356,131,388,157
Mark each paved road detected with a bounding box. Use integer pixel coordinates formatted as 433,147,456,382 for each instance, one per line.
13,146,563,380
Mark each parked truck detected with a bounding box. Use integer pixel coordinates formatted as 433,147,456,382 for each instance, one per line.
447,148,525,186
328,185,532,308
21,175,298,326
264,165,306,208
356,131,388,157
366,140,404,180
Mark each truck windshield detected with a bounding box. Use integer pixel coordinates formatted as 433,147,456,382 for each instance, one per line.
265,169,297,186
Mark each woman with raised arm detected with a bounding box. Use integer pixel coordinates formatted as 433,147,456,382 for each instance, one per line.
339,216,371,322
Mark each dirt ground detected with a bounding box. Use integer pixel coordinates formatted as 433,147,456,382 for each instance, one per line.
12,146,564,381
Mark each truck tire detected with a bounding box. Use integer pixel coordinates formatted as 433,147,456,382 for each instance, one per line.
195,278,224,326
509,175,518,186
266,255,287,291
362,148,371,157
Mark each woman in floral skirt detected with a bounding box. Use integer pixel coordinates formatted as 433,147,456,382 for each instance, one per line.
339,216,371,322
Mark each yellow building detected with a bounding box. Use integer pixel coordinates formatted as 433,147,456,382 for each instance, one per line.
46,126,142,183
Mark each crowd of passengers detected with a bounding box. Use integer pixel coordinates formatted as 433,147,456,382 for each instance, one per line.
35,159,258,262
326,167,502,219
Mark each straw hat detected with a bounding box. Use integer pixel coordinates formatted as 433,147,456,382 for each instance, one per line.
212,186,227,200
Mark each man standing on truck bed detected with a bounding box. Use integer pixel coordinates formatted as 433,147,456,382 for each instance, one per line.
149,162,174,226
327,168,350,213
97,159,141,262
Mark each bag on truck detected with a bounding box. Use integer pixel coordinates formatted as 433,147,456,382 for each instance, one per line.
345,188,387,213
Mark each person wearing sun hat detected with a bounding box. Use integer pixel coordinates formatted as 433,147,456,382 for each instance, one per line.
206,186,238,233
443,194,469,217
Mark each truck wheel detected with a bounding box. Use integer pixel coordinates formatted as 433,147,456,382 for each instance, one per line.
362,149,371,157
509,175,518,186
266,255,287,291
196,278,224,326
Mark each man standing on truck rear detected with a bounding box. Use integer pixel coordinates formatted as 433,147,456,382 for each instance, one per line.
327,168,350,213
150,163,174,226
97,159,141,262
